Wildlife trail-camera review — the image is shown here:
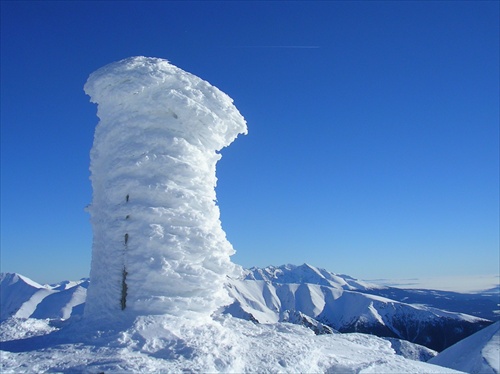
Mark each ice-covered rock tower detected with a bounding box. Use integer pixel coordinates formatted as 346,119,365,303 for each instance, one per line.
83,57,247,320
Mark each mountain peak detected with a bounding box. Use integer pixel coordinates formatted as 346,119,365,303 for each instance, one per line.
0,272,43,289
243,264,382,291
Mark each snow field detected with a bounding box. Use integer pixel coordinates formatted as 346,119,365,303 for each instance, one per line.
1,315,463,373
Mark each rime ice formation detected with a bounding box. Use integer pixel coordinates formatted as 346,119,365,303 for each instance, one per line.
83,57,247,320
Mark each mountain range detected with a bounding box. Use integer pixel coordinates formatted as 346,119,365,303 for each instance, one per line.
1,264,498,373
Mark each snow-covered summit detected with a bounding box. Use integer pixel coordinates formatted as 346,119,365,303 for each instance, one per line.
430,321,499,373
0,273,43,289
244,263,384,290
0,273,87,322
84,57,247,320
0,273,49,320
1,271,491,372
230,264,491,351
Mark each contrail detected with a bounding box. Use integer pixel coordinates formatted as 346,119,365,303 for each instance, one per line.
233,45,320,49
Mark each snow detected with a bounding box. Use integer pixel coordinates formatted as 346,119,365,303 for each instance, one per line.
245,263,385,291
83,56,247,320
383,337,437,361
1,314,463,373
0,274,87,321
429,321,500,373
0,273,54,320
0,318,56,342
227,270,489,351
0,272,471,373
0,57,486,372
30,284,87,320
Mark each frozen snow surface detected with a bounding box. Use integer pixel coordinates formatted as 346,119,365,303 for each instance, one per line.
1,314,464,373
5,270,498,373
430,321,500,374
84,56,247,320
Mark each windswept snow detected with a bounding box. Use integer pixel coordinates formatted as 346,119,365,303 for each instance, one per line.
0,274,88,322
0,273,54,320
83,56,247,320
1,314,463,373
383,337,437,362
245,263,384,291
429,321,500,373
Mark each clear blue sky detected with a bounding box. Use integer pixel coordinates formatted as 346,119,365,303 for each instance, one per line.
1,1,498,285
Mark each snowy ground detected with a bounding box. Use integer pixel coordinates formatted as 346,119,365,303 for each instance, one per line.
1,314,463,373
430,321,500,374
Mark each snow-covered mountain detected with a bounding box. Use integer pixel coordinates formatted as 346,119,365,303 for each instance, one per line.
0,264,493,354
0,273,88,321
225,264,493,351
2,269,492,373
0,271,464,373
429,321,499,374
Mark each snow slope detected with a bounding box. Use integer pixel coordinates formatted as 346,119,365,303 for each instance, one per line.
1,269,491,353
0,273,54,320
0,274,87,322
245,263,383,291
227,264,491,351
0,314,463,373
429,321,500,374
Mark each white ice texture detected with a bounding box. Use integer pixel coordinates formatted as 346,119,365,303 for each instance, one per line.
430,321,500,374
83,57,247,320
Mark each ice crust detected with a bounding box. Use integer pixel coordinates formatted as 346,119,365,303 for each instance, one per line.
83,57,247,319
0,315,463,373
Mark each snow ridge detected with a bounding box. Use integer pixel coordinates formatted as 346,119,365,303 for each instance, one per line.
0,274,88,321
245,263,384,290
228,264,491,351
3,271,495,372
430,321,500,373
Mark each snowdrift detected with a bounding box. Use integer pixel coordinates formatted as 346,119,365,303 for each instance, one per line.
1,312,463,373
430,321,499,374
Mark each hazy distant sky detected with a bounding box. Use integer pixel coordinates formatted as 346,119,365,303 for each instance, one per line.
1,1,498,286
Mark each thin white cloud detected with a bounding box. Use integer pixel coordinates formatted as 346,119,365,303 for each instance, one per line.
366,274,500,293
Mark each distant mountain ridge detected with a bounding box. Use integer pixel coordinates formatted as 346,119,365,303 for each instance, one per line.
0,264,496,352
226,264,493,351
0,273,88,321
243,264,500,320
244,263,382,291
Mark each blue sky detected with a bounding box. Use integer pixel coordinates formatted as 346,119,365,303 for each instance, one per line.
1,1,498,286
